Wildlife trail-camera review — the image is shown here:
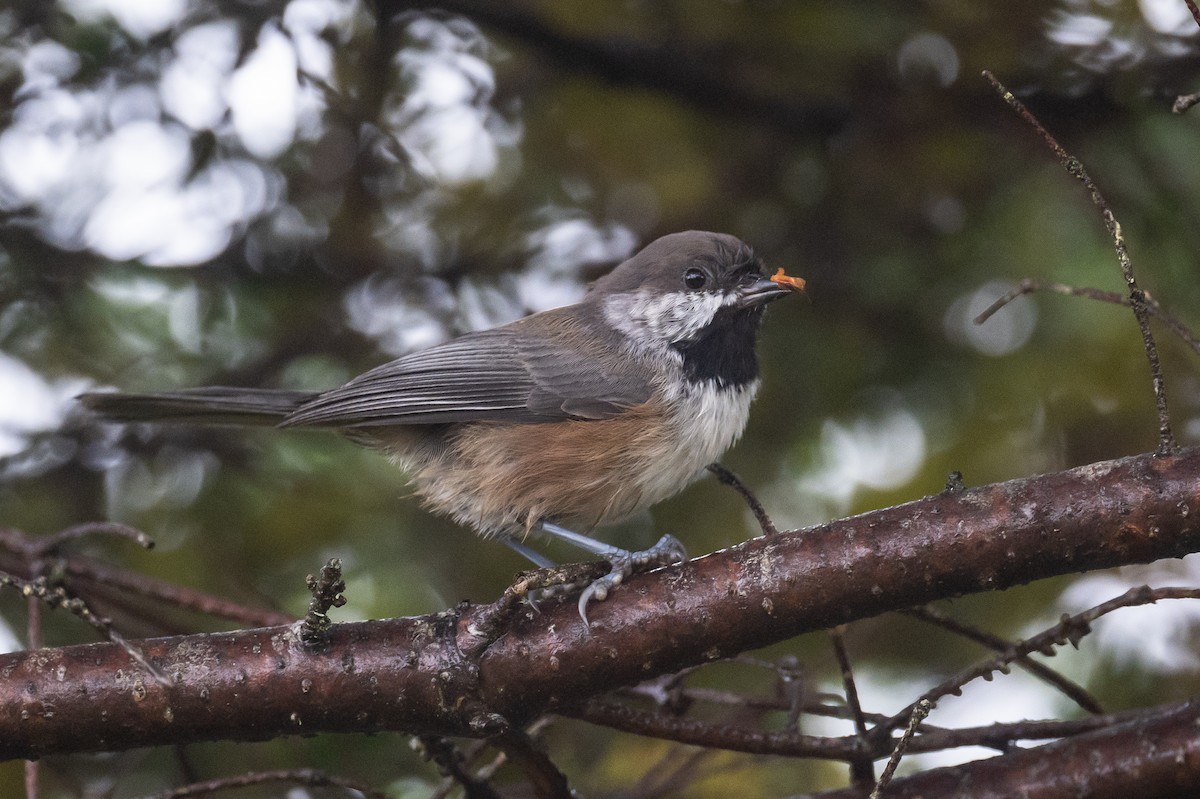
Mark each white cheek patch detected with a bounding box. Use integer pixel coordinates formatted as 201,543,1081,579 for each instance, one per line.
604,290,732,346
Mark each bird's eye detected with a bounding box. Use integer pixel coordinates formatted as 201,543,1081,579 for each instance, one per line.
684,267,708,290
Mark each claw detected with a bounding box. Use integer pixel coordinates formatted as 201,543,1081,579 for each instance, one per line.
576,534,687,629
577,583,602,627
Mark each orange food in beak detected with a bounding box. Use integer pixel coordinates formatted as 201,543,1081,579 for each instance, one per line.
770,268,807,293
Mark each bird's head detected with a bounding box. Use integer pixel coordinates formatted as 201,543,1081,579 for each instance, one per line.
591,231,804,386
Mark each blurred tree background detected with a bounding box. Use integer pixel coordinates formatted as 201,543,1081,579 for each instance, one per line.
2,0,1200,795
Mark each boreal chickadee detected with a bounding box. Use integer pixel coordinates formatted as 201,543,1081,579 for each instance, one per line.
81,231,805,625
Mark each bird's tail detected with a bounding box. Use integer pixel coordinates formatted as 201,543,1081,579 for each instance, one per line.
79,387,317,427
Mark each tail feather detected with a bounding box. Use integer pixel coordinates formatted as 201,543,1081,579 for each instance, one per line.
79,387,316,426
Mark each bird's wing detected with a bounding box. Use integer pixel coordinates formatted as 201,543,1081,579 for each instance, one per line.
281,317,653,428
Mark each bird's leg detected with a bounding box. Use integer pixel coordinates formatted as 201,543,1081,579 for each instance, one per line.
535,521,687,627
497,535,594,614
498,534,557,569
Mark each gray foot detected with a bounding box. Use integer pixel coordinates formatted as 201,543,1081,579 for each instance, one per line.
575,533,687,628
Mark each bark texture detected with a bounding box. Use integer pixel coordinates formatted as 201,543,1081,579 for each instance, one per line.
814,699,1200,799
1,447,1198,760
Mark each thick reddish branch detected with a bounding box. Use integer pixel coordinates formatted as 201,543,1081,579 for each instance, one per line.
813,699,1200,799
1,448,1199,760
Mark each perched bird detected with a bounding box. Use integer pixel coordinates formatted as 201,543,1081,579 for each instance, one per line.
81,231,804,624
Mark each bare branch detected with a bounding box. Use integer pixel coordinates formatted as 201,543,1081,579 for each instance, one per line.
23,760,36,799
575,697,862,760
428,717,556,799
625,747,725,799
899,605,1104,714
813,699,1200,799
831,626,874,784
32,521,155,557
578,691,1186,761
1,570,169,687
973,278,1200,356
491,727,573,799
871,699,933,799
0,527,294,629
982,70,1176,455
880,586,1200,735
708,462,779,535
1,447,1199,759
419,737,504,799
1186,0,1200,29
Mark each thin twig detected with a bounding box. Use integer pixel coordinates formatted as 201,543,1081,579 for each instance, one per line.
983,70,1176,455
34,521,155,556
707,462,779,535
297,66,421,175
428,738,494,799
726,655,847,732
626,683,941,735
879,585,1200,735
138,768,391,799
0,571,170,687
900,712,1118,754
24,581,42,799
172,746,200,785
1185,0,1200,29
1174,0,1200,112
830,626,874,784
0,527,293,628
974,278,1200,356
777,656,810,731
420,736,504,799
578,693,1158,760
675,687,892,724
871,699,934,799
576,696,860,759
23,759,37,799
25,590,42,649
900,605,1104,714
492,727,573,799
63,557,294,628
428,717,556,799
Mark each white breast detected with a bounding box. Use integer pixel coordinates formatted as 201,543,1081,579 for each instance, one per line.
630,377,759,507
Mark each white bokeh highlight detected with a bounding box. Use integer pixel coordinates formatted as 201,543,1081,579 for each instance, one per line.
897,32,960,87
1055,553,1200,675
388,17,519,185
519,218,636,311
945,281,1037,357
60,0,188,40
0,352,90,458
160,22,240,130
229,24,300,159
799,401,928,512
806,665,1064,773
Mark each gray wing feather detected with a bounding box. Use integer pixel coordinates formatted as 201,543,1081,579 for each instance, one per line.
281,316,652,428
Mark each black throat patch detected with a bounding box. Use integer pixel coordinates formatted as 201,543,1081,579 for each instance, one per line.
672,306,763,387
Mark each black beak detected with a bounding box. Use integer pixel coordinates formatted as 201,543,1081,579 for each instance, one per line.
736,277,794,309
